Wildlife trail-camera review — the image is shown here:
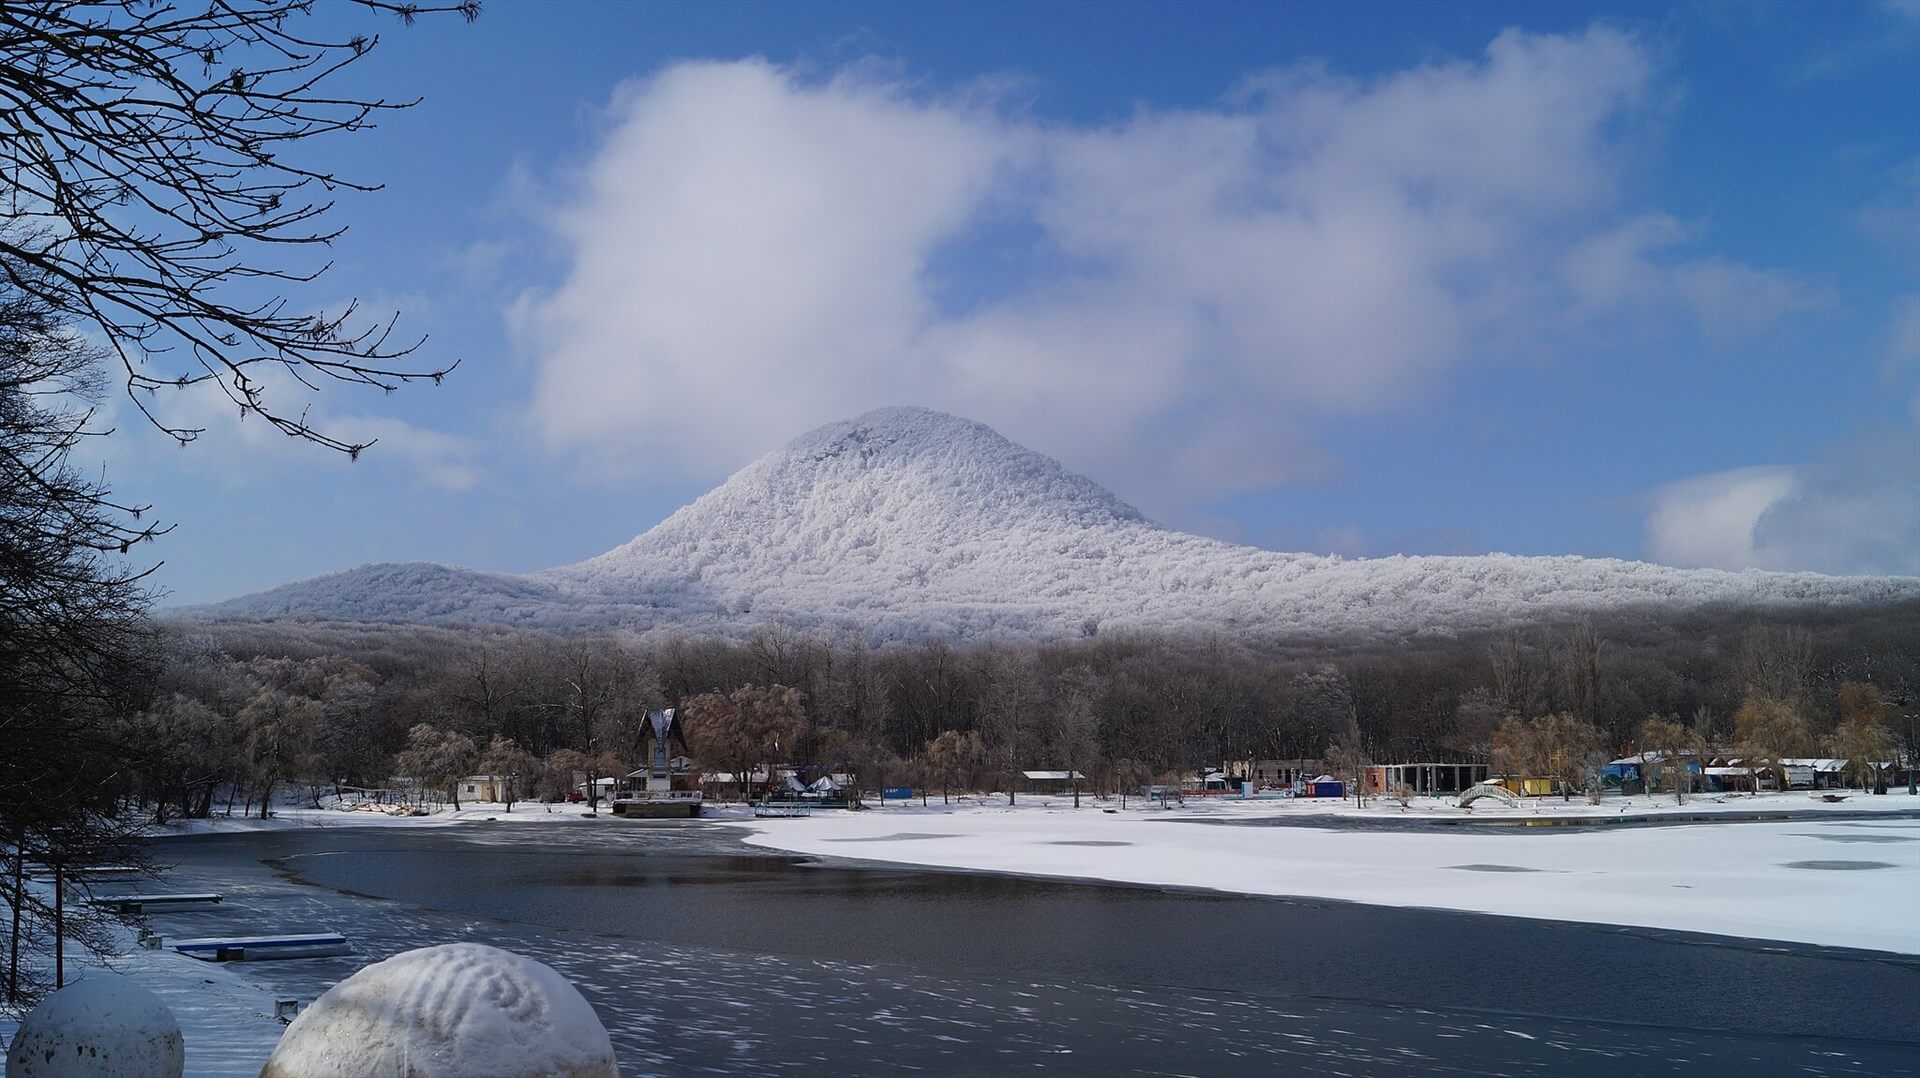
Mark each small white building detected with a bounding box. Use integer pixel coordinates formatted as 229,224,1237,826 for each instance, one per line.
457,775,511,802
574,777,616,799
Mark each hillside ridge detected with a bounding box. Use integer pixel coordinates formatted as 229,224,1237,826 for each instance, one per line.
186,407,1920,640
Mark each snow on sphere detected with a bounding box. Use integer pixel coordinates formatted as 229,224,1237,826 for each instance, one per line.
4,974,184,1078
260,943,616,1078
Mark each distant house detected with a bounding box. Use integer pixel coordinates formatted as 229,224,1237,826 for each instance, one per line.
1703,766,1767,793
458,775,510,802
1491,775,1554,797
1021,770,1085,796
574,776,617,800
1705,757,1847,791
1226,759,1322,788
1365,762,1490,795
807,774,853,796
1779,758,1846,790
1602,752,1702,793
1303,776,1346,799
699,767,799,801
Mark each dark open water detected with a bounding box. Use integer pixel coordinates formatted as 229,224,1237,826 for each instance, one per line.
139,821,1919,1077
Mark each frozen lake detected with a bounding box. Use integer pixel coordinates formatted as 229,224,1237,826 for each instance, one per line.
141,821,1919,1076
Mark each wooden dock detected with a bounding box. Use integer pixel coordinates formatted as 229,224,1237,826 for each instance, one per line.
171,932,350,962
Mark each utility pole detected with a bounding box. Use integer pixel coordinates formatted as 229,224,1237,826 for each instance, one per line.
7,831,23,1003
52,859,64,989
1901,695,1916,797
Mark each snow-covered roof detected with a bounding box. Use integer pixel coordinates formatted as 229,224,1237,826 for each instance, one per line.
1606,751,1697,767
1022,770,1085,781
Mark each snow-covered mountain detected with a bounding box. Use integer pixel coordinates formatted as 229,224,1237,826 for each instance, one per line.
189,407,1920,641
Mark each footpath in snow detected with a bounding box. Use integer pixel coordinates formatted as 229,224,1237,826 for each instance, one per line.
742,792,1920,955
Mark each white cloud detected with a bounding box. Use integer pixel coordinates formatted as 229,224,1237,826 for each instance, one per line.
1645,434,1920,578
1561,215,1818,341
1881,0,1920,26
517,29,1811,509
121,380,482,492
1645,466,1800,570
1888,292,1920,370
518,59,1015,481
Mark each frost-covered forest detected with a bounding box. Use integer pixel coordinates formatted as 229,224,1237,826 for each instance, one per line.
122,597,1920,819
191,409,1920,641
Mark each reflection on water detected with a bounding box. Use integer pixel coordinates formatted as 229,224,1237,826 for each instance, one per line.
142,824,1920,1078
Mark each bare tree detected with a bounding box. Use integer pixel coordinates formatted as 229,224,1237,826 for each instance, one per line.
477,736,538,811
1637,714,1691,804
682,685,808,803
0,0,478,457
395,723,476,810
1042,670,1104,808
975,644,1039,804
1731,626,1813,710
1539,713,1605,803
1325,735,1372,809
923,730,985,805
1732,694,1813,796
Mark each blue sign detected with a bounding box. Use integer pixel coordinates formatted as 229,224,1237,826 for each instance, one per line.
882,787,915,800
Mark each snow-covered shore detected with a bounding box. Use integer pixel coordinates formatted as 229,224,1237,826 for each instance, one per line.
144,800,601,837
742,793,1920,955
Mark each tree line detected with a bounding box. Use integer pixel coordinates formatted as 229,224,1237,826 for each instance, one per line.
95,603,1915,820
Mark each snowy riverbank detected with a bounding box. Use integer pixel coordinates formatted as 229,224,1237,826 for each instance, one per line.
144,800,601,836
742,793,1920,955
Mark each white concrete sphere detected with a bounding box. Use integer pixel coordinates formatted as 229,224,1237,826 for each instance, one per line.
4,975,184,1078
260,943,616,1078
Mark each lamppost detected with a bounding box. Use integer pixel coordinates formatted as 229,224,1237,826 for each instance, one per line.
1899,695,1916,796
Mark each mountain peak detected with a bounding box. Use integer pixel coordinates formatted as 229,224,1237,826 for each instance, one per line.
581,408,1150,566
190,407,1920,641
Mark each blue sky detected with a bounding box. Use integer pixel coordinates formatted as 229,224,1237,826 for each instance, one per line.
109,0,1920,604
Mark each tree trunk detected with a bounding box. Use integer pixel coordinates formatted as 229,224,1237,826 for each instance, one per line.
52,862,64,990
7,830,23,1003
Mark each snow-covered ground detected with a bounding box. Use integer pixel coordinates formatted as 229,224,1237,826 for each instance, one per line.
146,800,594,836
743,792,1920,955
8,793,1916,1073
0,906,287,1073
1148,787,1920,820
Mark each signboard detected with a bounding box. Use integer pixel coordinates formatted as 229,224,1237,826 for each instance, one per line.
882,787,915,800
